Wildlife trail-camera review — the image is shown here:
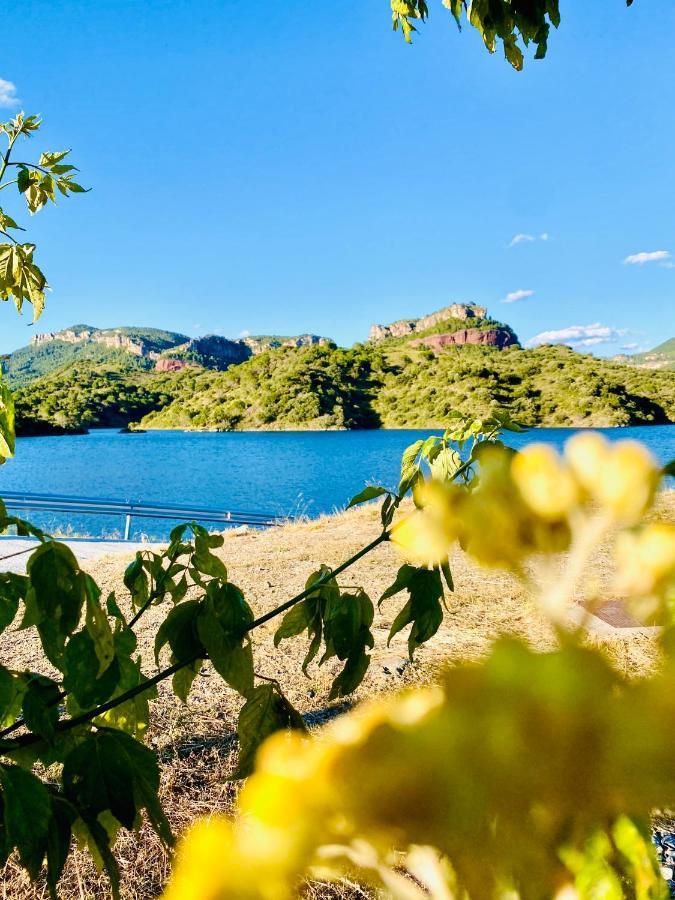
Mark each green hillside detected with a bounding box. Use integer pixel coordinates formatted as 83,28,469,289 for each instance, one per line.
140,345,380,431
138,341,674,432
13,362,179,434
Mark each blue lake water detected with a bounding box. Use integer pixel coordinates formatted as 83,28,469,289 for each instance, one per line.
1,426,673,540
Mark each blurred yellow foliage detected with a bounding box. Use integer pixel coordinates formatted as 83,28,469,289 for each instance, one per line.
164,436,675,900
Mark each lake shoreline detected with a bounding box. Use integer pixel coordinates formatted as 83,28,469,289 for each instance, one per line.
15,419,675,441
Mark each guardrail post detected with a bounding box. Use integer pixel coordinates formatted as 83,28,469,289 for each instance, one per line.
124,514,132,541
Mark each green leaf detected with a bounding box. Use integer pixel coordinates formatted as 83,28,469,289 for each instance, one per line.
39,150,71,168
234,683,306,779
322,589,375,699
172,660,202,704
273,601,313,646
22,674,61,742
196,583,254,696
399,439,424,494
380,564,415,604
155,599,204,666
273,567,337,674
82,573,115,676
63,631,120,709
0,208,21,232
46,796,76,900
0,665,25,729
441,560,454,593
123,556,149,608
0,763,51,879
95,632,156,739
0,378,15,461
76,815,121,899
63,728,173,846
381,566,444,659
0,242,47,321
0,573,25,633
24,541,82,667
347,485,388,509
192,532,228,581
329,649,371,700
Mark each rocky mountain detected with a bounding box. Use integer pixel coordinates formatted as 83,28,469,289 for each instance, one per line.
368,303,518,350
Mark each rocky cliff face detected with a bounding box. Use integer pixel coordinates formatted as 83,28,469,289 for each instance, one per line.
155,358,190,372
368,303,488,342
165,335,252,368
242,334,332,355
32,329,94,347
410,328,518,351
32,328,155,358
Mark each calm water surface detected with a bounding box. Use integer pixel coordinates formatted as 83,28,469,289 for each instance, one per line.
1,426,673,539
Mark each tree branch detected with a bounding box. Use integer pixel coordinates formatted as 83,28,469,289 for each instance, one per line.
3,531,390,751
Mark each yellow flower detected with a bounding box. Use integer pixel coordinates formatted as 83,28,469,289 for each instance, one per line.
566,434,659,523
597,441,659,523
163,817,232,900
615,524,675,599
390,481,459,566
511,444,579,520
565,432,610,494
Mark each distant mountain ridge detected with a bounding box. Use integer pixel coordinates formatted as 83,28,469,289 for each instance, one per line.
3,325,333,387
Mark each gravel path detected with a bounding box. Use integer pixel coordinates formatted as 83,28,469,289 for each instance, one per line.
0,538,163,573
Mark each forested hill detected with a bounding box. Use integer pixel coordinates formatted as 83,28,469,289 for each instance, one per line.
12,341,675,436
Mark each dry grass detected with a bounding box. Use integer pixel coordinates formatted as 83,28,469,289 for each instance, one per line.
1,497,673,898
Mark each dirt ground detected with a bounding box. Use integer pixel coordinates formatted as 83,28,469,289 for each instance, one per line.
1,498,672,899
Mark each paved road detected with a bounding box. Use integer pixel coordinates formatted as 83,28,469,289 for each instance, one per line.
0,539,164,574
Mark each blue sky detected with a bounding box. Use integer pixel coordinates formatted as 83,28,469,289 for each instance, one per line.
1,1,674,356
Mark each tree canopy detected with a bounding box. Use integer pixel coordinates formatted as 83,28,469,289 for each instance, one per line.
392,0,634,70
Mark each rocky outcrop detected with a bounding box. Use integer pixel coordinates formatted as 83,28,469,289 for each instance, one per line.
242,334,332,355
32,328,153,358
410,328,518,351
32,328,94,347
369,303,488,342
155,358,190,372
164,335,252,368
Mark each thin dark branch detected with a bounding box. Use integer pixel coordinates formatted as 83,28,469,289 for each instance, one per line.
3,531,390,751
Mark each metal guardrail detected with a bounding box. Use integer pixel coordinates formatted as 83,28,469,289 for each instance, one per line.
0,491,284,540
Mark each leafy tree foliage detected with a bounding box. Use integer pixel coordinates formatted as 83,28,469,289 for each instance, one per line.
13,363,176,434
392,1,634,70
0,114,86,321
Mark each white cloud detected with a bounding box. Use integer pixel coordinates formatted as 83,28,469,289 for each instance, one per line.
509,233,535,247
502,289,535,304
509,232,549,248
0,78,19,108
526,322,628,349
621,342,639,351
623,250,671,265
238,329,251,338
